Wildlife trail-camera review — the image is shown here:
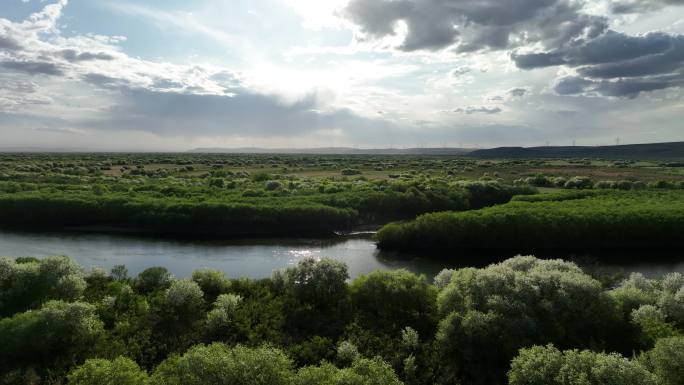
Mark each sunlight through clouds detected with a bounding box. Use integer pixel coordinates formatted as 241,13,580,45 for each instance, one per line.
0,0,683,149
280,0,350,29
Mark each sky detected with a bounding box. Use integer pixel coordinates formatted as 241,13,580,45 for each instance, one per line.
0,0,683,151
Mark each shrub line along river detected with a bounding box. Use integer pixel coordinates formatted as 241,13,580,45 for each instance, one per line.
1,229,684,280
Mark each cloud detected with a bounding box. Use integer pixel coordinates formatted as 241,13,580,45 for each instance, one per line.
77,86,399,140
1,60,64,75
553,74,684,98
0,78,52,112
610,0,684,14
343,0,607,52
449,66,471,77
61,49,116,62
0,0,402,143
512,31,682,72
454,106,502,115
513,31,684,97
507,88,529,97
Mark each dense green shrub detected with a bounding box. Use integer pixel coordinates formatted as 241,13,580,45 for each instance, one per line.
274,258,351,338
350,269,437,336
377,191,684,250
434,256,616,385
149,344,294,385
135,267,174,294
508,344,656,385
640,337,684,385
191,268,231,301
0,256,86,317
295,357,403,385
0,301,104,376
67,357,148,385
0,252,683,385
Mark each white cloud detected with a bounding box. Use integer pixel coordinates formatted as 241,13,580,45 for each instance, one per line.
280,0,350,30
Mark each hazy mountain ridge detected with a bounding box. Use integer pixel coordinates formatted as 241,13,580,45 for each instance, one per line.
187,147,475,155
468,141,684,159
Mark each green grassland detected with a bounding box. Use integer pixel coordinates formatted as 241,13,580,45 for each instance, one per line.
0,153,683,237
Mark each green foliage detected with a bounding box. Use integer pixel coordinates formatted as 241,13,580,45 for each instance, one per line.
295,357,403,385
0,256,86,317
350,269,437,336
276,258,349,307
435,256,615,385
337,340,360,366
508,344,657,385
111,264,129,281
150,344,293,385
377,190,684,250
191,268,231,301
135,267,174,294
275,258,351,338
640,337,684,385
164,279,204,318
0,301,104,376
0,253,683,385
205,293,243,339
0,154,552,236
631,305,679,346
67,357,148,385
609,272,684,344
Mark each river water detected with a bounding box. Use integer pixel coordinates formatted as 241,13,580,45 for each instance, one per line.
0,230,683,280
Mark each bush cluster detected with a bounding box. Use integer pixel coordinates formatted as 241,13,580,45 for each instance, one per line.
2,256,684,385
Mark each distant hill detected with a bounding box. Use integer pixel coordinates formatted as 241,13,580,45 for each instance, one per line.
468,142,684,160
188,147,475,155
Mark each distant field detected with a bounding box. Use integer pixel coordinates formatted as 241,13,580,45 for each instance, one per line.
0,153,682,237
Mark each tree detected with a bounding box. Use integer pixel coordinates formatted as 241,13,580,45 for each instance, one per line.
165,279,204,318
274,258,350,337
350,269,437,336
111,265,129,281
150,344,293,385
135,267,174,294
275,258,349,308
640,337,684,385
0,256,86,317
191,268,231,301
509,344,657,385
67,357,148,385
295,357,403,385
205,293,242,339
0,301,104,374
435,256,616,385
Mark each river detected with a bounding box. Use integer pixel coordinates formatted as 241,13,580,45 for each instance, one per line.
0,230,683,280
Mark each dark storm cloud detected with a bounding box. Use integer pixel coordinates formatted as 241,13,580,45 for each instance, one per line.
610,0,684,14
514,31,684,97
343,0,607,52
512,32,682,72
0,60,64,76
553,74,684,98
